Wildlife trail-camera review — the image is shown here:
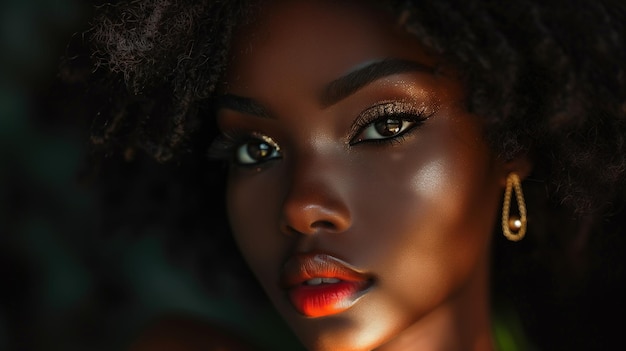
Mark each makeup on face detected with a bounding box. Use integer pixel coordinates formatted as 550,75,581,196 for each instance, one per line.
215,1,506,350
280,253,373,318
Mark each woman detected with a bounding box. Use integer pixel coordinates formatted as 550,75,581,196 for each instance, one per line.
78,0,626,350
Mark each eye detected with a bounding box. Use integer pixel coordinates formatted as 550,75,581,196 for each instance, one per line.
350,102,430,145
356,117,416,142
234,134,282,165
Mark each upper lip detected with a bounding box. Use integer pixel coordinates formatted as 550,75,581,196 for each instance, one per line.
279,253,372,289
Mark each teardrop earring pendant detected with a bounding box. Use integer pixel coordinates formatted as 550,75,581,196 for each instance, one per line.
502,173,527,241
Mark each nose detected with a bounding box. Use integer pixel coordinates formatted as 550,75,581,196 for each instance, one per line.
279,158,352,236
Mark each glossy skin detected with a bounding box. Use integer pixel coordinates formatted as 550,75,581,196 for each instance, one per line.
216,1,522,350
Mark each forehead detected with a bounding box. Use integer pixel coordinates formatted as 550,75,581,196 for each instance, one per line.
224,0,437,95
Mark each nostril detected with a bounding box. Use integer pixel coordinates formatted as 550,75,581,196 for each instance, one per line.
280,219,345,237
311,220,337,231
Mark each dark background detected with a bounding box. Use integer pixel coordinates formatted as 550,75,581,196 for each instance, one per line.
1,1,624,351
0,0,301,350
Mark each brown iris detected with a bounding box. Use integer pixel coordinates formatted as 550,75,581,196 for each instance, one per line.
375,118,402,137
247,140,272,161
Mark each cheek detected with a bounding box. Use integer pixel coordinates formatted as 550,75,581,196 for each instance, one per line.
351,142,501,310
226,172,285,281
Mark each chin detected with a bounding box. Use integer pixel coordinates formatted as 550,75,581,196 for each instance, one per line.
278,296,408,351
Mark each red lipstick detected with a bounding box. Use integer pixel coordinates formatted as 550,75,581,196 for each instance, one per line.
280,253,372,318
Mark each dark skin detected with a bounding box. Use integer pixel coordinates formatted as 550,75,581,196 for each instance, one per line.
216,1,531,350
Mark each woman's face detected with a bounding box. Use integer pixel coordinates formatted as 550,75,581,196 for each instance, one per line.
217,1,509,350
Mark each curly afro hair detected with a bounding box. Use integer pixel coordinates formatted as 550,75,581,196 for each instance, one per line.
83,0,626,214
61,1,626,348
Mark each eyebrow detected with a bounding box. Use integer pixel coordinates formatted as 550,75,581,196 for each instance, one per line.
216,94,271,118
321,58,435,107
217,58,435,117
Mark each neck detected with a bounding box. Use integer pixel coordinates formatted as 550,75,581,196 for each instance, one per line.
375,257,494,351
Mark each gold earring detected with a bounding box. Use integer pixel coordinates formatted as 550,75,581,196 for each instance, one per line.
502,173,527,241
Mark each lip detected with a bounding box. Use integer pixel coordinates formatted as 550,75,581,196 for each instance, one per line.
280,253,373,317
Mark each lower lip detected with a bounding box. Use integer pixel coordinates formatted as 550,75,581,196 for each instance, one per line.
288,280,370,317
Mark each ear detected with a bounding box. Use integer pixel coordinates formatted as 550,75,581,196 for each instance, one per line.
501,153,533,185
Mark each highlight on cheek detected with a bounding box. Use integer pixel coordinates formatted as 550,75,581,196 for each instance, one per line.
63,0,626,349
410,159,446,197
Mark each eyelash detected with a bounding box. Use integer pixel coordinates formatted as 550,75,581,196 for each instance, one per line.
349,102,431,145
208,101,433,165
208,130,266,164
